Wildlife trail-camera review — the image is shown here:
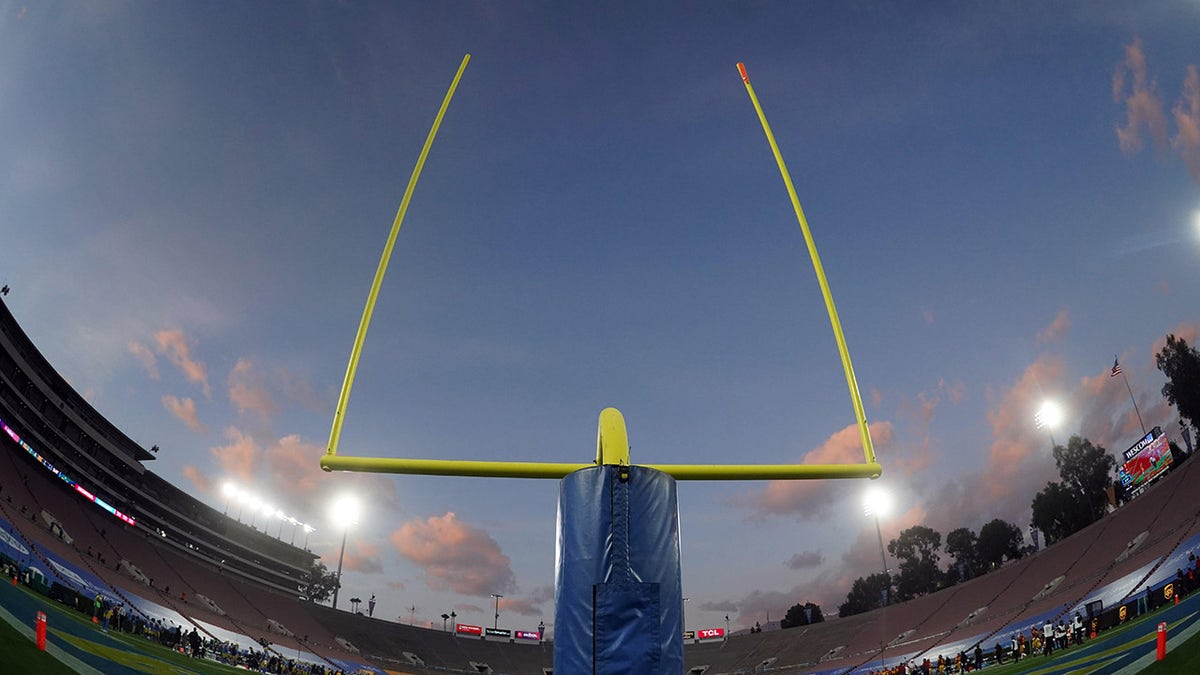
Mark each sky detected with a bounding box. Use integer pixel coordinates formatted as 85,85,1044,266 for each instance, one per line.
1,1,1199,636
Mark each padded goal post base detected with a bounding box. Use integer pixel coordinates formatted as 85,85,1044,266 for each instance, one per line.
555,465,683,674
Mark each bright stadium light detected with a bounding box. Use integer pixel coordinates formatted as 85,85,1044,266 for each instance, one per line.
1035,399,1064,447
862,486,891,518
222,482,237,514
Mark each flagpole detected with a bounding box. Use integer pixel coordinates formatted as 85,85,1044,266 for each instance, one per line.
1122,372,1147,436
1114,356,1147,436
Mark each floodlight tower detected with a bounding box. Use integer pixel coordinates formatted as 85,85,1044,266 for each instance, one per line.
863,486,891,606
329,495,361,610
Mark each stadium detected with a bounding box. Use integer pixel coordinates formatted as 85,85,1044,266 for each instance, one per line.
3,4,1200,674
3,293,1200,674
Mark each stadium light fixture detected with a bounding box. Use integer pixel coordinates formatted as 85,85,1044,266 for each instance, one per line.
1035,400,1064,447
862,486,891,518
221,482,237,514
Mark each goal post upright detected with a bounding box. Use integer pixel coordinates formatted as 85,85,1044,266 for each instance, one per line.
318,57,883,674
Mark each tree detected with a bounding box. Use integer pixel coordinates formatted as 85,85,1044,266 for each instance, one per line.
1156,334,1200,426
1030,481,1081,544
1053,435,1116,523
838,573,891,617
976,519,1024,569
299,561,339,604
888,525,943,601
945,527,981,582
1030,435,1115,544
781,601,824,628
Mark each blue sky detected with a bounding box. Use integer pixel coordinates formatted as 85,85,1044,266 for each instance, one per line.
1,2,1198,633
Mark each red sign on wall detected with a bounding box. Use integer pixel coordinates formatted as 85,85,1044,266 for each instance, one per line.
697,628,725,639
456,623,483,636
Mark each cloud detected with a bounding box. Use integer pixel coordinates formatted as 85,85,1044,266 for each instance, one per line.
784,551,824,569
921,308,935,325
261,433,327,497
386,581,406,591
1172,65,1200,183
210,427,258,482
696,599,738,613
227,358,278,422
891,379,964,477
719,587,817,626
470,587,555,619
1036,309,1070,345
341,539,383,574
390,512,517,596
128,341,159,379
181,465,210,493
1151,323,1199,354
277,366,324,412
203,425,396,520
734,421,895,520
162,394,204,432
1113,37,1168,155
154,328,210,397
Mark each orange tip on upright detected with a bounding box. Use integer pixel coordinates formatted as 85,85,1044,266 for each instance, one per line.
737,62,750,84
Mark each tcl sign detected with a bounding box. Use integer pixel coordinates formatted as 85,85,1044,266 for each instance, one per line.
697,628,725,639
456,624,483,636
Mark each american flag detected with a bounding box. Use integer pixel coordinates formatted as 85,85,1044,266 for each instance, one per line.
1111,358,1122,378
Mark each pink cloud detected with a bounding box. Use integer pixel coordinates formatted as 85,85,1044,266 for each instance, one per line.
942,379,966,405
498,594,548,617
162,394,204,432
1036,309,1070,345
154,329,210,397
882,357,1064,533
181,465,210,493
1172,65,1200,182
128,341,159,379
261,434,326,496
1114,37,1169,155
341,539,383,574
1152,323,1199,356
390,512,517,596
210,427,258,482
227,358,278,422
736,421,894,520
386,581,406,591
